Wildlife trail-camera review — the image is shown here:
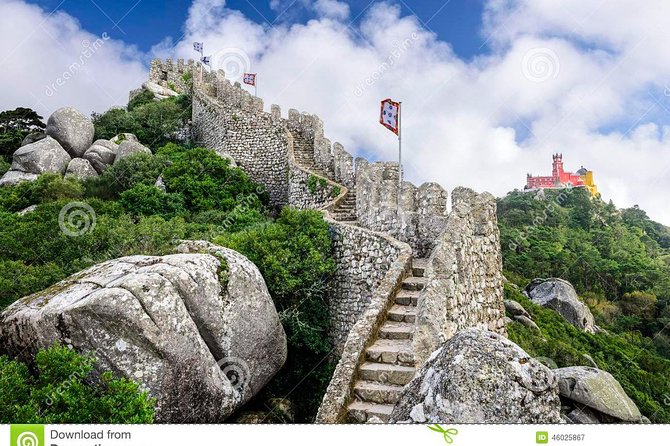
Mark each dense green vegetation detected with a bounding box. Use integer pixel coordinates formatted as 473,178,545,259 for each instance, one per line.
0,344,154,423
92,94,191,148
0,96,336,423
499,189,670,421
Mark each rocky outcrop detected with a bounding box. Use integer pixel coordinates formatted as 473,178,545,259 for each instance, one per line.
143,81,179,99
525,278,598,333
389,329,562,423
115,140,151,162
83,139,118,173
555,367,642,423
46,107,95,157
10,136,71,175
21,132,46,146
0,241,287,423
65,158,98,179
0,170,38,186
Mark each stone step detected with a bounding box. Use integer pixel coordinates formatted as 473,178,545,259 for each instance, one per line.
395,290,420,306
379,321,414,340
402,277,428,291
353,380,405,405
347,401,394,423
358,362,415,386
387,304,417,323
336,220,359,226
365,339,414,365
412,258,428,278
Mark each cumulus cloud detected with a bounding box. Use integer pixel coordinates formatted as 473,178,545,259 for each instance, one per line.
0,0,147,118
165,0,670,223
3,0,670,224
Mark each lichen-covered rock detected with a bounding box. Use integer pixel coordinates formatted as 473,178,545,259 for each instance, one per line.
143,80,179,98
65,158,98,179
514,314,541,332
115,140,151,162
46,107,94,157
83,139,118,173
0,241,287,423
11,136,71,174
525,278,598,333
0,170,39,186
554,367,642,422
390,329,562,424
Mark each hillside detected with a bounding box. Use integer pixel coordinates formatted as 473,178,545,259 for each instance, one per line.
498,189,670,422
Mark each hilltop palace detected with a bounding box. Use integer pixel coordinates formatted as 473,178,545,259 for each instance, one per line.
525,154,599,197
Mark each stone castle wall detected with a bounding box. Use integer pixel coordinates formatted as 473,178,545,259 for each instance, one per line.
148,57,506,370
412,187,507,366
355,160,449,257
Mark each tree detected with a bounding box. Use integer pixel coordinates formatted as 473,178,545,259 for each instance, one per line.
0,107,45,161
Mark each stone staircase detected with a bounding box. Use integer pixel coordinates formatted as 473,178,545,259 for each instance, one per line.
290,131,358,223
347,258,428,423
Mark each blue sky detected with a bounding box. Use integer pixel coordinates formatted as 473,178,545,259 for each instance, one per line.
28,0,486,58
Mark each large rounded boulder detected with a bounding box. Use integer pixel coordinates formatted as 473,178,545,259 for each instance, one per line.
10,136,71,174
555,367,642,423
389,329,562,423
46,107,95,157
83,139,118,173
115,140,151,162
0,241,287,423
525,278,598,333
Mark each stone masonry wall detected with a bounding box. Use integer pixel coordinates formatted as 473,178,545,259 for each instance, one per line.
355,160,449,257
328,219,409,347
191,87,289,207
412,187,507,366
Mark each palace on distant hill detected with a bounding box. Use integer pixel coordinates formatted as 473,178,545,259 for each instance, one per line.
525,154,598,197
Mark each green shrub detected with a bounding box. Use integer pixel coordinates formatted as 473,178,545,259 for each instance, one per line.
119,185,186,219
505,284,670,422
159,145,268,214
86,152,171,199
127,89,155,112
0,159,9,176
93,94,191,147
0,344,154,423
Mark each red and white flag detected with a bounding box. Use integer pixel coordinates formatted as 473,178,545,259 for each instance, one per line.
243,73,257,86
380,98,400,135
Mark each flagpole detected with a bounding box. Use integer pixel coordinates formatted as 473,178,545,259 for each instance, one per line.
398,101,402,211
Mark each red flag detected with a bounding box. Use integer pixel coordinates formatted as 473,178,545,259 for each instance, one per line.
380,98,400,135
243,73,257,86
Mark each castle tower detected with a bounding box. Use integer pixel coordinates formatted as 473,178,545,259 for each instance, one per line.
552,153,564,183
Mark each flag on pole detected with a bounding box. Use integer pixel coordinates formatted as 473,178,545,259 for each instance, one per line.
193,42,204,53
380,98,400,135
243,73,257,86
200,56,211,66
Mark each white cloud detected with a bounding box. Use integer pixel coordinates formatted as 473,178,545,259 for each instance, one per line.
2,0,670,225
0,0,147,118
